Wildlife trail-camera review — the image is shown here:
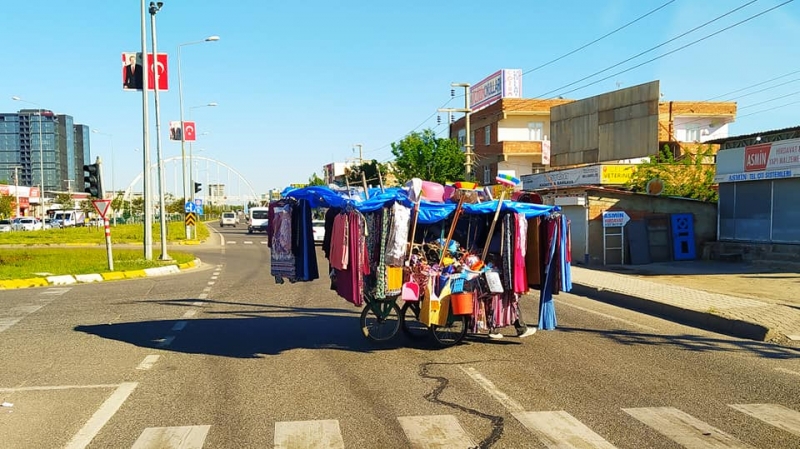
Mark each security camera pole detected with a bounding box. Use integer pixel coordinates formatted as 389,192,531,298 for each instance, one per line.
149,0,169,260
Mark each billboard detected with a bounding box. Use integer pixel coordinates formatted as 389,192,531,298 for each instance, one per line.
169,121,196,141
470,69,522,112
715,137,800,183
122,52,168,91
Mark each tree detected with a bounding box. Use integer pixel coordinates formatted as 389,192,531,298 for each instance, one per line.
0,193,13,218
627,144,718,202
390,129,466,184
54,192,74,210
345,159,392,187
307,172,326,186
130,197,144,216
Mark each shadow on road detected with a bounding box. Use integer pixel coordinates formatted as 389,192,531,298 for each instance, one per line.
74,304,458,357
557,326,800,360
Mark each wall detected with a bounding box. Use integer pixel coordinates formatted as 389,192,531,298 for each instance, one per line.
497,115,552,142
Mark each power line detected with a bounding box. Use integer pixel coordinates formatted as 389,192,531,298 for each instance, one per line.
705,68,800,100
738,89,800,110
736,98,800,119
523,0,677,75
533,0,759,99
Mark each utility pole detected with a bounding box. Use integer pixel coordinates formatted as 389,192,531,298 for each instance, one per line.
353,143,363,164
12,166,21,217
140,0,153,260
438,83,473,180
63,179,73,192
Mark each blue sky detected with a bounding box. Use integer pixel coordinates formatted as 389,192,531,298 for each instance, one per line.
3,0,799,197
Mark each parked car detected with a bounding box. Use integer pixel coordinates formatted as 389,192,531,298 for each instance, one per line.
42,218,54,229
0,219,12,232
12,217,43,231
247,207,269,234
220,211,237,227
312,220,325,244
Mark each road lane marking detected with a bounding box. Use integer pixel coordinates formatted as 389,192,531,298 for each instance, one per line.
197,294,208,300
729,403,800,437
227,241,236,245
243,241,253,245
623,407,754,448
64,382,138,449
131,425,211,449
171,321,187,331
0,384,121,392
202,287,212,293
156,336,175,348
207,281,215,286
136,355,160,370
261,241,268,244
211,275,218,280
182,310,196,318
192,301,203,307
398,415,476,448
512,411,617,449
274,419,344,449
0,317,24,334
40,287,71,295
560,301,657,331
460,366,525,413
774,367,800,377
1,290,61,333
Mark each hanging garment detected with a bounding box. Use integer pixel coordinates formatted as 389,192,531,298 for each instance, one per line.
336,211,370,306
322,207,341,259
538,217,559,330
291,199,319,282
501,212,514,293
329,213,349,271
270,202,296,282
513,213,529,294
384,202,411,267
525,217,542,287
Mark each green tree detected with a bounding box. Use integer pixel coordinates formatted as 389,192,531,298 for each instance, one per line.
345,160,391,187
390,129,465,184
54,192,74,210
0,193,13,218
79,199,94,216
627,144,718,202
166,196,185,214
307,172,326,186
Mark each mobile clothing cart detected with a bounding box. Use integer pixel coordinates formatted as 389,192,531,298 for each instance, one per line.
273,184,572,347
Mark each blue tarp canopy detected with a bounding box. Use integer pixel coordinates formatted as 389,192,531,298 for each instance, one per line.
281,186,557,224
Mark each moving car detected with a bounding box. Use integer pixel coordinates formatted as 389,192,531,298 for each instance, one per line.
248,207,269,234
312,220,325,244
12,217,43,231
0,219,12,232
220,211,237,227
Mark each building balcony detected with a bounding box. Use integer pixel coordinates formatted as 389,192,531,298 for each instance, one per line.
476,140,544,159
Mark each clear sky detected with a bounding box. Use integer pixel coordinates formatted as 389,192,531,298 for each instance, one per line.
3,0,799,198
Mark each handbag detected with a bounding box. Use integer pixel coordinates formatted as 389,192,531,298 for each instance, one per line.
478,270,504,294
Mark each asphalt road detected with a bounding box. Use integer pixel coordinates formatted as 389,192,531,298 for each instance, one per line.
1,223,799,448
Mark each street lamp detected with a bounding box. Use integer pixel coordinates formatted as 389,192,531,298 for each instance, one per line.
148,1,170,260
92,129,116,226
438,83,473,180
178,35,219,239
11,96,45,217
188,104,215,201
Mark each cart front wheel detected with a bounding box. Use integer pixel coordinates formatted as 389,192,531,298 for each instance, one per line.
400,301,428,340
360,301,401,341
429,315,468,347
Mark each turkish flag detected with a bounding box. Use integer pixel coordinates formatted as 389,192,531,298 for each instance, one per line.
146,53,169,91
184,121,196,141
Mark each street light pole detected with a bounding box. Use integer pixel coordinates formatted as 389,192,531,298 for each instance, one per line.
149,1,169,260
11,96,45,217
92,130,116,226
438,83,473,180
11,166,21,217
188,106,215,239
140,0,153,260
177,36,219,240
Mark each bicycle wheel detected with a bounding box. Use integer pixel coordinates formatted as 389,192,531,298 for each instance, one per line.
400,301,429,340
429,314,468,347
360,300,401,341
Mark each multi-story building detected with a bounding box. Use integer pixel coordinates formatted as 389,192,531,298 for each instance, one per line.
0,109,90,199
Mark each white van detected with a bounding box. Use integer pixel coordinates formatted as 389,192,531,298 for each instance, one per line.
247,207,269,234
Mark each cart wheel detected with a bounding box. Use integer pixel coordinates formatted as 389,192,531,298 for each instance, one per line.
360,301,401,341
400,301,428,340
429,315,468,347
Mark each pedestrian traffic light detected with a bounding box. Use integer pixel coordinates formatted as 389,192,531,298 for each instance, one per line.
194,182,202,193
83,163,103,197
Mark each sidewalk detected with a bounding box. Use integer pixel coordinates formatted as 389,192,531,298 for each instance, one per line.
569,265,800,346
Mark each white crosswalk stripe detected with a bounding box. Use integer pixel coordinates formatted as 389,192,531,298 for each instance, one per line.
130,425,210,448
513,410,617,448
243,241,253,245
623,407,755,448
274,419,344,449
398,415,477,448
729,403,800,437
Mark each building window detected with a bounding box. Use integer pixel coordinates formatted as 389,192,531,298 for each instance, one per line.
484,125,491,146
528,122,544,141
685,126,702,142
483,165,491,185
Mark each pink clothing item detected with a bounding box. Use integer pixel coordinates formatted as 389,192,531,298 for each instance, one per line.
514,213,529,294
329,213,349,271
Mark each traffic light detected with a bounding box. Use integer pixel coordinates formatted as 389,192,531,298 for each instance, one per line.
194,182,202,193
83,163,103,197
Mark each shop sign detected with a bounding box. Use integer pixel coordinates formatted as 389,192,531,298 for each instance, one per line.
600,165,634,184
716,137,800,182
602,210,630,228
470,69,523,112
521,165,601,190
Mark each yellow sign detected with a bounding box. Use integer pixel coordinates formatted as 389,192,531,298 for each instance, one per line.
600,165,634,185
185,212,196,226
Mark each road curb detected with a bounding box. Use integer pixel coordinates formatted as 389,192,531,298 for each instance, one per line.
570,283,776,342
0,258,201,290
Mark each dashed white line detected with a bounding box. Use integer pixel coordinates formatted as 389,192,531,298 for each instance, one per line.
460,366,525,413
182,310,197,318
136,355,160,371
64,382,138,449
775,367,800,377
156,336,176,348
197,294,208,300
211,276,218,280
0,384,121,392
207,281,215,286
260,241,268,245
243,241,254,245
192,301,203,307
202,287,212,293
171,321,187,331
227,241,236,245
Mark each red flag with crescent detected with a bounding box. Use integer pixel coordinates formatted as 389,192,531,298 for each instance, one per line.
146,53,169,91
184,121,196,141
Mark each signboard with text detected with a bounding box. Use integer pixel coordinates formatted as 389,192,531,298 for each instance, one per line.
602,210,630,228
470,69,522,112
715,137,800,183
521,164,634,190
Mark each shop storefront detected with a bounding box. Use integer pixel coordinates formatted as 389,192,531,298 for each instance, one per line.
714,137,800,244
